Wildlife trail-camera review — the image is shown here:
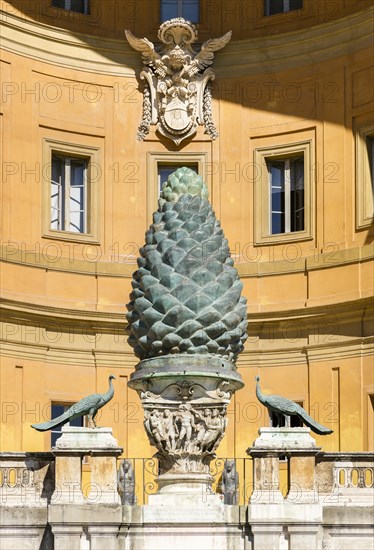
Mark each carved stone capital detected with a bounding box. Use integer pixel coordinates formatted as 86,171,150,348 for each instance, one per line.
129,357,242,483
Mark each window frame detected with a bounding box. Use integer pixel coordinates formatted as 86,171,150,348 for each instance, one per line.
254,140,313,245
146,152,207,225
264,0,303,17
51,154,88,233
51,0,90,15
42,138,101,243
355,122,374,229
160,0,200,23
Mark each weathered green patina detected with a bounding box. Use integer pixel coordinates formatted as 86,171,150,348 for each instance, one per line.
31,375,116,432
126,167,248,364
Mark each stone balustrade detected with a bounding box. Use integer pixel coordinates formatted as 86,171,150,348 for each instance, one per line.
0,452,54,507
0,444,373,549
315,452,374,505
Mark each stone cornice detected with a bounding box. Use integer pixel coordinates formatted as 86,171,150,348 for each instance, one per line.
214,8,374,77
0,8,372,77
1,295,372,327
0,333,372,367
0,296,125,325
0,297,372,367
237,337,374,367
0,243,372,278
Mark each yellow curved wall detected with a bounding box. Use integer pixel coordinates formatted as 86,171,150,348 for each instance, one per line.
0,1,373,463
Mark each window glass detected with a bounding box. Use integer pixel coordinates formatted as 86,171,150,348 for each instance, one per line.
51,157,63,230
267,156,304,235
160,0,199,23
270,161,285,234
51,154,88,233
161,0,178,20
52,0,90,15
264,0,303,16
290,157,304,232
182,0,199,21
70,160,86,233
367,136,374,193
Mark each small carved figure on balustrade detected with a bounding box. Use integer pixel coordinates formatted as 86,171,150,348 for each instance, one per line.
221,459,239,505
117,459,136,505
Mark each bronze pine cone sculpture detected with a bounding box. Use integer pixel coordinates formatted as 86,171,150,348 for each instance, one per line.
126,167,247,364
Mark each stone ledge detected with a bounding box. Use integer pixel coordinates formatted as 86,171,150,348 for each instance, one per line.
0,243,372,278
48,503,122,524
0,8,372,77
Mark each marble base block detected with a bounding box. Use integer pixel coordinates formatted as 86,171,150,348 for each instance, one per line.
52,426,122,505
148,472,222,505
54,426,119,449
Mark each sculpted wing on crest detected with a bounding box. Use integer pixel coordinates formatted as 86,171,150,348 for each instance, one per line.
125,30,162,68
187,31,232,76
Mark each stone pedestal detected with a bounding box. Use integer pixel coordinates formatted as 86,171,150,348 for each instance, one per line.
287,524,321,549
148,472,222,505
87,525,120,550
250,453,284,504
52,453,85,505
123,504,243,550
51,426,122,505
51,525,83,550
247,427,323,550
49,504,122,550
129,355,244,503
287,452,319,503
250,523,284,550
248,427,321,504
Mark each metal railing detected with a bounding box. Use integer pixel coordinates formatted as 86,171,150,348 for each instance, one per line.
120,457,256,505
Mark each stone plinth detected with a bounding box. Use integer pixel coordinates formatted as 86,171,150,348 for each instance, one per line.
129,356,244,503
148,472,222,505
250,453,283,504
54,426,119,449
123,504,244,550
247,427,323,550
52,453,85,505
52,427,122,505
251,427,318,450
248,427,321,504
49,504,121,550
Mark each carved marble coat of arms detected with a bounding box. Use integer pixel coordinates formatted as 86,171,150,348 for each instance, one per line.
125,18,231,145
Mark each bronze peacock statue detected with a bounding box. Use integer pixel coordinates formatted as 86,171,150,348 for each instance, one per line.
255,376,333,435
31,375,116,431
